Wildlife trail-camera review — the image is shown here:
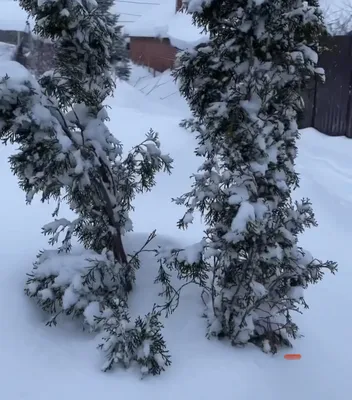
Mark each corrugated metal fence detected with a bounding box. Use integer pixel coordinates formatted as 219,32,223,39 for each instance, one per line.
301,35,352,137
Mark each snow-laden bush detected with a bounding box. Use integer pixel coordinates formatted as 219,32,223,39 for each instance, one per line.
159,0,338,353
98,303,171,375
25,242,170,376
25,248,133,326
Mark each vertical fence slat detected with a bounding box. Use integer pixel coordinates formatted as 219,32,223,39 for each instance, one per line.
304,36,352,137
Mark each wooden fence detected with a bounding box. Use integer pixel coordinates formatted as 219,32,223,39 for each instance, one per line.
301,35,352,137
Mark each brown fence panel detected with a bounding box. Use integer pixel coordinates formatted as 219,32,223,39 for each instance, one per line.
312,36,352,136
342,37,352,138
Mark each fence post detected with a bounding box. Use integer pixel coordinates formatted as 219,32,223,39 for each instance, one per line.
312,76,318,128
345,36,352,137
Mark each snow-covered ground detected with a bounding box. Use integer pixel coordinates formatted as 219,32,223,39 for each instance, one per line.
1,48,352,399
0,41,15,59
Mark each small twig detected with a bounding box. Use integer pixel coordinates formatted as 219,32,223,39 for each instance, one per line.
145,76,164,96
156,281,194,317
119,12,142,16
46,310,63,327
160,91,177,100
127,230,157,267
133,74,150,87
116,0,159,4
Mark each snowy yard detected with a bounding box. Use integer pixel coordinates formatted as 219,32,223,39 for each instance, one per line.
0,52,352,399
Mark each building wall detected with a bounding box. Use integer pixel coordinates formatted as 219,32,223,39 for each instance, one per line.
130,37,177,72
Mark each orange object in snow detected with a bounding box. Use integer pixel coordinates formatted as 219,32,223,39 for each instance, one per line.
284,354,302,360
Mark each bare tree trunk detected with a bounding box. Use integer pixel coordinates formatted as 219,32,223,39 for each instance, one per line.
13,41,28,68
96,165,131,292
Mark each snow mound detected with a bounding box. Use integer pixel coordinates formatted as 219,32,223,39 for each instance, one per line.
0,42,15,61
111,0,174,28
127,65,189,114
114,79,183,116
126,9,208,50
0,59,35,82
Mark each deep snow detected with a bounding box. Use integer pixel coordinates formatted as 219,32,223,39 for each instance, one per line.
0,56,351,399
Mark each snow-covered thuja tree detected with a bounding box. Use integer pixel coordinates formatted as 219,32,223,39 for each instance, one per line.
20,0,130,108
159,0,337,353
0,0,171,376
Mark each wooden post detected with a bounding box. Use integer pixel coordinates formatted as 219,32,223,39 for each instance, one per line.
175,0,183,12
